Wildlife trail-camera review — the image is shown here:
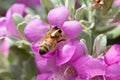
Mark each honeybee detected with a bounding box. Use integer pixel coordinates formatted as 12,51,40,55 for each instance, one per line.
36,26,65,55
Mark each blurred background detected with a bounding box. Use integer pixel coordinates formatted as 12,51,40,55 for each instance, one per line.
0,0,40,80
0,0,120,80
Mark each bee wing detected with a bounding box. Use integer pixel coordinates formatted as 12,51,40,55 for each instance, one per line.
34,39,43,46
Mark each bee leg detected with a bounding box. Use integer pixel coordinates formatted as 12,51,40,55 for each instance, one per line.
57,39,66,43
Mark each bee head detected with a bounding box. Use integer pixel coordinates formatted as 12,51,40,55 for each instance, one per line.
50,26,62,38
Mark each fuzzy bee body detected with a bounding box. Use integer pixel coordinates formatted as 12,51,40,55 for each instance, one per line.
38,26,63,55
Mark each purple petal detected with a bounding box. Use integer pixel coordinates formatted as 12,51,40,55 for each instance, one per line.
75,0,81,9
0,19,7,37
70,40,85,62
106,64,120,79
113,0,120,6
32,43,57,73
16,0,40,7
0,39,10,56
47,6,69,27
24,19,49,42
5,4,25,37
62,20,82,39
83,58,106,78
71,55,91,79
49,63,77,80
104,44,120,65
72,56,106,79
36,73,51,80
56,40,76,66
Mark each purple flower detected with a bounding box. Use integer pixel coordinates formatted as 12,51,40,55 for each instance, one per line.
104,44,120,65
24,19,49,42
24,6,83,66
0,39,10,56
0,17,7,37
105,64,120,80
113,0,120,6
71,55,106,79
16,0,40,7
5,4,26,38
75,0,81,9
47,6,82,39
32,40,82,80
103,44,120,79
36,63,78,80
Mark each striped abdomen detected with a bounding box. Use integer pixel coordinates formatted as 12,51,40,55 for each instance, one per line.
39,40,57,55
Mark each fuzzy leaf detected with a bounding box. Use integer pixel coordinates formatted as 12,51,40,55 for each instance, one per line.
65,0,75,19
80,20,94,29
9,45,31,61
25,8,36,15
80,39,89,54
0,0,14,10
78,0,88,6
78,30,92,54
12,13,24,26
112,11,120,23
16,40,31,48
105,26,120,39
102,0,114,14
40,0,54,13
21,57,37,80
93,34,107,56
0,53,9,68
75,7,88,21
0,69,13,80
9,65,22,80
65,0,75,9
107,6,120,19
50,0,64,6
17,21,27,37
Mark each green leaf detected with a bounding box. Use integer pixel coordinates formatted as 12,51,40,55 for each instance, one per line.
40,0,54,13
0,69,13,80
105,26,120,39
107,6,120,19
75,7,88,21
95,24,116,33
17,21,27,37
9,45,31,61
12,13,24,26
112,11,120,23
0,0,14,9
78,30,92,54
78,0,88,6
50,0,64,6
80,20,94,29
80,39,89,54
65,0,76,19
93,34,107,57
102,0,114,14
25,7,36,15
65,0,75,10
16,40,31,49
0,53,9,68
8,51,18,65
24,14,34,22
21,57,37,80
9,65,22,80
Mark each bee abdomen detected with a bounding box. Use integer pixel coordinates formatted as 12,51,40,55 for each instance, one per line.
39,43,51,55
